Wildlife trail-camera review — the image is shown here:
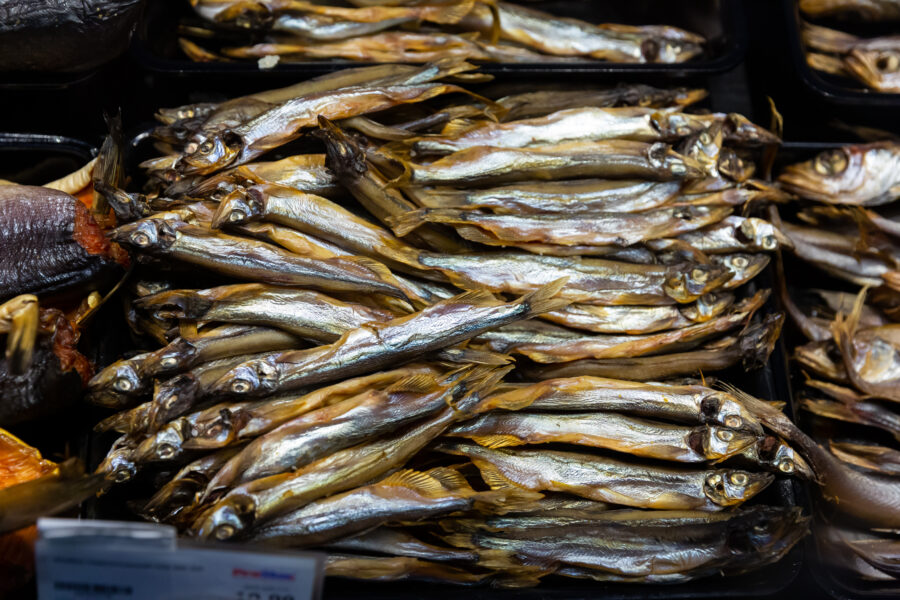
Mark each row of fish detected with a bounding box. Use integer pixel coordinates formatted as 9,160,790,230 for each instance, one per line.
74,63,814,587
801,19,900,93
179,0,705,65
777,141,900,584
800,0,900,21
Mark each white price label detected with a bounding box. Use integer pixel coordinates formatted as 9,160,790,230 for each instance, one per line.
36,519,323,600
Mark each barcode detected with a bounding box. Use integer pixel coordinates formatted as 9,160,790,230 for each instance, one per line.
54,581,134,595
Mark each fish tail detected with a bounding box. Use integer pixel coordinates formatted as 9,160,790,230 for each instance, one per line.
387,208,429,237
480,383,544,412
514,278,572,318
439,117,479,137
448,365,514,416
426,0,477,24
434,347,513,366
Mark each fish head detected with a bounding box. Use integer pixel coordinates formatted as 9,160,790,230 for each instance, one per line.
757,436,815,480
700,391,764,434
704,469,774,507
728,507,807,557
777,145,866,201
133,420,190,463
150,374,201,429
679,122,724,175
186,408,245,450
717,148,756,182
210,187,264,229
193,494,257,541
738,217,792,252
87,356,148,403
681,291,735,323
183,132,240,175
643,37,704,64
97,436,139,483
133,289,211,320
711,253,770,284
724,114,781,146
110,218,178,253
315,115,367,177
143,338,198,377
698,426,759,461
214,358,278,398
846,48,900,94
647,142,705,179
664,263,733,303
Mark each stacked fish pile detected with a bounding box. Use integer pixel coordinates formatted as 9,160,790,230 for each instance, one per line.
90,62,808,586
179,0,705,65
776,141,900,582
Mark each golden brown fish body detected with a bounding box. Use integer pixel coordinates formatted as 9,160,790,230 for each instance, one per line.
800,0,900,19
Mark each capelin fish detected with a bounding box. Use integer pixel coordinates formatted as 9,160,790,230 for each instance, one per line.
446,411,758,463
244,466,482,547
473,290,768,363
395,140,705,187
208,281,568,399
497,86,708,121
185,154,342,200
793,340,849,382
328,528,478,564
480,375,762,433
141,446,244,525
740,436,815,480
801,396,900,440
316,116,468,254
724,385,900,528
415,252,732,306
139,325,301,379
846,45,900,93
648,216,791,254
709,254,770,290
210,183,429,278
525,313,785,381
444,506,806,582
182,81,495,174
539,293,735,334
110,217,408,300
324,554,486,584
460,2,704,63
136,284,394,343
404,179,683,215
390,204,732,248
833,292,900,402
0,459,105,534
204,367,484,493
214,0,475,26
86,352,153,409
435,441,773,511
406,108,777,155
800,0,900,20
829,440,900,476
191,366,509,540
95,401,155,436
95,434,142,483
778,142,900,206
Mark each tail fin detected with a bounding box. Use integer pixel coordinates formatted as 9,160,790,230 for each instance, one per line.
515,278,571,318
387,209,429,237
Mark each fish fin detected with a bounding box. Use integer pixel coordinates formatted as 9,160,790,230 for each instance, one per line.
453,365,514,416
425,466,474,493
378,469,449,497
470,456,531,496
473,488,545,514
387,209,428,237
470,434,525,449
440,118,479,137
480,386,542,412
434,347,513,366
385,374,441,394
516,278,572,318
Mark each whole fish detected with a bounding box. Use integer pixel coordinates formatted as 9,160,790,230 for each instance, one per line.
390,204,732,248
435,441,773,511
407,108,777,155
110,217,408,299
526,314,784,381
648,216,791,254
327,528,478,563
415,252,732,305
778,142,900,206
136,284,393,343
446,411,758,463
324,554,486,584
244,466,482,547
208,282,567,399
539,293,735,334
829,440,900,476
204,368,483,493
473,290,767,363
801,396,900,440
460,2,704,63
395,140,704,186
480,376,762,433
186,154,342,200
191,366,509,541
497,86,707,121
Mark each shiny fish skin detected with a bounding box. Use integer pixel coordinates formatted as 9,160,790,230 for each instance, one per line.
136,284,393,343
446,411,758,463
497,86,707,121
209,282,568,399
327,528,478,564
186,154,342,200
435,441,773,511
800,0,900,19
648,216,790,254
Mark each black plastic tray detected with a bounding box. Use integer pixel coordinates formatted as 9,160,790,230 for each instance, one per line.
784,0,900,108
132,0,746,79
774,142,900,600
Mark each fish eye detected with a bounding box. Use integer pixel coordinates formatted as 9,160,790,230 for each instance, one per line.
876,53,900,72
673,208,692,219
157,443,177,460
691,268,708,283
778,460,795,473
114,378,133,392
730,472,749,486
641,38,660,61
717,429,735,442
131,232,151,247
160,357,178,369
199,141,215,154
232,380,251,393
706,473,723,487
670,162,687,175
163,394,179,409
699,132,712,145
732,256,749,269
113,468,133,483
229,210,246,222
814,149,848,175
724,415,743,429
215,524,236,540
762,235,777,250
